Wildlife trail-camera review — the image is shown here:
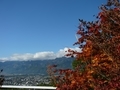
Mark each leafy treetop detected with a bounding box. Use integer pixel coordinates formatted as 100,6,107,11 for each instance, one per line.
48,0,120,89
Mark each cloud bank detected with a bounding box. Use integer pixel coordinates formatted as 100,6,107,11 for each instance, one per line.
0,47,81,62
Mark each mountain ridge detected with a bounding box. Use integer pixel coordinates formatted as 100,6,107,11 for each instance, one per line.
0,57,74,75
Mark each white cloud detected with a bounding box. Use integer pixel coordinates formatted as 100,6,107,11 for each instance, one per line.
10,53,34,61
33,51,56,60
0,47,81,62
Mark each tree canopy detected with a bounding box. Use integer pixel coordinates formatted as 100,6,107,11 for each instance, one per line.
48,0,120,89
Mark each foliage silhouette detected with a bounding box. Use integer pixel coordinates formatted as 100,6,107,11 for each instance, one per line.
0,69,4,88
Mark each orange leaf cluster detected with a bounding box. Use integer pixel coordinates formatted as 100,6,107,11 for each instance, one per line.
47,0,120,89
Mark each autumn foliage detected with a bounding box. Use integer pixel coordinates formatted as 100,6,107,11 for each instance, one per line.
47,0,120,89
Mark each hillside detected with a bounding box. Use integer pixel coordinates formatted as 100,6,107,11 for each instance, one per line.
0,57,74,75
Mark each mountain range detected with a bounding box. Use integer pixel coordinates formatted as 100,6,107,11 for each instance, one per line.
0,57,74,75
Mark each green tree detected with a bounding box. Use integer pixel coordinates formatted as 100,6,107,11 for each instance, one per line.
72,59,86,72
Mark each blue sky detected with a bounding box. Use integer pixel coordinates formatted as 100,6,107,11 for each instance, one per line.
0,0,106,61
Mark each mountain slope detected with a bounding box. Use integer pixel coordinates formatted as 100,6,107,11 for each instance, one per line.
0,57,74,75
